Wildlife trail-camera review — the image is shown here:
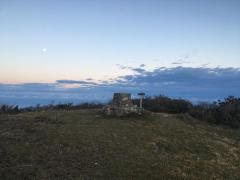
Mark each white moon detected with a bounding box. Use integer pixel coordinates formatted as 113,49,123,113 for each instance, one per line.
42,48,47,52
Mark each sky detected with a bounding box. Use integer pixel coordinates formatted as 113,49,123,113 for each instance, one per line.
0,0,240,106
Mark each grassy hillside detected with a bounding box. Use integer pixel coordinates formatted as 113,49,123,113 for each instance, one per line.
0,109,240,179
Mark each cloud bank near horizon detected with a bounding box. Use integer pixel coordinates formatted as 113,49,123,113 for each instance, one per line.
1,66,240,107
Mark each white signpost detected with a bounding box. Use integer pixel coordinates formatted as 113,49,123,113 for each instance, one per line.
138,92,145,109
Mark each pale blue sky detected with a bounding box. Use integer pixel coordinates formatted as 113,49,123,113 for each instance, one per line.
1,0,240,83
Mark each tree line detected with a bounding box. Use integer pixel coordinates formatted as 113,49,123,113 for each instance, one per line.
133,95,240,128
1,95,240,128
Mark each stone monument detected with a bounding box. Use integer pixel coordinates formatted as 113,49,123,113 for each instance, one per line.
102,93,143,116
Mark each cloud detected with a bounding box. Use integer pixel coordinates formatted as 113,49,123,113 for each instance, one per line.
56,80,98,85
116,64,129,70
171,54,193,65
131,68,146,73
1,66,240,106
117,67,240,100
116,64,147,74
171,61,192,65
61,66,240,101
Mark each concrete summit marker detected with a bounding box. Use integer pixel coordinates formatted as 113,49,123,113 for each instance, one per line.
102,93,144,116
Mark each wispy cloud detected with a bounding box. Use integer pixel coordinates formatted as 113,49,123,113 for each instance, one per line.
116,64,146,74
171,61,192,65
56,80,98,86
171,55,193,65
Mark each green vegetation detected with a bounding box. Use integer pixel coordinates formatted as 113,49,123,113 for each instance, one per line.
0,109,240,179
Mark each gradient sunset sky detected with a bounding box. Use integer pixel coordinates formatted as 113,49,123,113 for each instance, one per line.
1,0,240,83
1,0,240,106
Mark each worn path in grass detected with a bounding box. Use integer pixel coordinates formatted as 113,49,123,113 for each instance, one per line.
0,109,240,179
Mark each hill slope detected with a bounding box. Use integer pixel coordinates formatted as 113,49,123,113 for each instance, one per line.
0,109,240,179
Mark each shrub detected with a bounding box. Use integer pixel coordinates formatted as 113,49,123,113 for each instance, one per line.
133,95,192,114
0,105,19,114
189,96,240,128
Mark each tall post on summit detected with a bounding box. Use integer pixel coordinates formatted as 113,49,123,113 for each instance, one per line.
138,92,145,109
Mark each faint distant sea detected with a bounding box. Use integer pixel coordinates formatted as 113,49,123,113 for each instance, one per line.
0,91,111,107
0,89,224,107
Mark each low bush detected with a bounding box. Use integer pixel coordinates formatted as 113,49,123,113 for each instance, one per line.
0,105,19,114
133,95,192,114
190,96,240,128
134,95,240,128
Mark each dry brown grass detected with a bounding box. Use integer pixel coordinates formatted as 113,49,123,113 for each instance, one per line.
0,109,239,179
